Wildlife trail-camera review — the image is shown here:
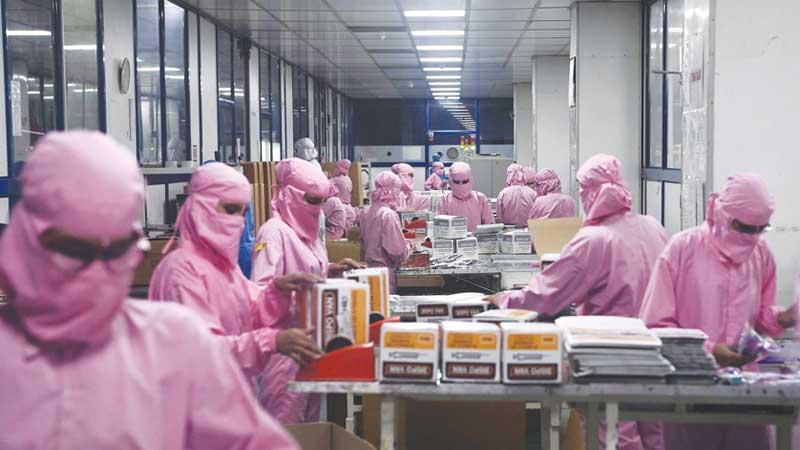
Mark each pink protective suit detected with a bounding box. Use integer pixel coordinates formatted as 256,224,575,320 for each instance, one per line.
501,154,668,450
0,131,298,450
331,160,360,231
251,158,333,424
393,163,432,211
323,186,347,240
639,174,787,450
361,171,413,293
149,163,283,379
522,166,538,191
425,161,447,191
496,163,538,226
529,169,578,219
437,162,495,232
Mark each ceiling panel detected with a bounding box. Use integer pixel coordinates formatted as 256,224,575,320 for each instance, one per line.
406,20,465,31
336,10,404,22
372,54,419,65
468,21,529,31
326,0,397,10
538,0,574,7
362,40,414,50
533,8,571,21
529,20,571,29
270,10,339,22
524,29,570,38
466,38,519,47
469,9,533,22
397,0,467,9
251,0,328,9
467,30,524,39
384,68,426,78
471,0,535,8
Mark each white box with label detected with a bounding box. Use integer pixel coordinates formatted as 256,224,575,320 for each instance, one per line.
433,215,468,239
455,236,479,260
501,323,562,384
441,321,501,383
380,322,439,383
500,230,533,254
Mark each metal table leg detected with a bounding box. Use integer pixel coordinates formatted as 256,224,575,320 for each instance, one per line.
586,402,600,450
346,393,356,433
776,422,794,450
540,402,561,450
380,396,398,450
320,394,328,422
605,402,619,450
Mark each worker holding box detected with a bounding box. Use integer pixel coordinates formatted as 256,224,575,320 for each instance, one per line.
528,168,577,220
496,163,538,227
251,158,364,424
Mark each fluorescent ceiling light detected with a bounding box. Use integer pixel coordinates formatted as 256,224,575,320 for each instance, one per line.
429,81,460,86
137,66,182,73
165,75,185,80
63,44,96,51
27,91,41,95
423,67,462,72
7,30,51,36
405,10,465,18
430,87,460,91
417,45,463,51
426,75,461,80
420,57,461,63
411,30,464,37
43,96,54,100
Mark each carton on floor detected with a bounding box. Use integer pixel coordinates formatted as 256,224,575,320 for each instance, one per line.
286,422,376,450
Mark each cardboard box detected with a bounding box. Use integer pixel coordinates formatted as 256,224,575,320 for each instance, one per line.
473,309,539,323
476,233,500,254
132,237,173,286
415,298,452,323
441,321,501,383
527,217,583,255
454,237,478,260
500,230,533,254
501,323,562,384
326,240,363,263
299,280,370,352
432,215,468,239
449,299,489,320
431,238,454,259
285,422,376,450
379,322,439,383
344,267,390,320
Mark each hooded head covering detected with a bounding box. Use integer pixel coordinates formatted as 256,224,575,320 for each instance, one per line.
576,154,632,225
534,169,562,196
334,159,351,177
174,163,251,270
522,166,537,190
706,173,774,264
449,162,474,200
0,131,144,347
372,171,403,211
294,138,318,162
505,163,526,186
272,158,331,243
392,163,414,194
433,162,445,177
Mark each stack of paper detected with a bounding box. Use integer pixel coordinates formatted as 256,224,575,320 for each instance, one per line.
555,316,675,383
653,328,717,384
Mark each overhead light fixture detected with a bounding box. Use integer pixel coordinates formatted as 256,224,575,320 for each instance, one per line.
426,75,461,80
404,10,465,18
430,86,460,90
137,66,182,73
411,30,464,37
6,30,51,36
63,44,96,51
420,57,461,63
423,67,461,72
417,45,463,51
27,91,41,95
429,81,460,86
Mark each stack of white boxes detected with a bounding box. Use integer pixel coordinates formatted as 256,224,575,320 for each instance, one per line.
432,215,471,260
500,230,533,254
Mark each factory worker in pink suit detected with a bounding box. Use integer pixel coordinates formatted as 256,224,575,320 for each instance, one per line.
529,168,578,219
392,163,431,211
496,163,538,226
488,154,668,450
251,158,363,424
425,161,447,191
0,131,299,450
523,165,538,191
331,159,360,230
149,163,321,379
360,171,413,293
640,174,796,450
437,161,495,232
323,185,347,240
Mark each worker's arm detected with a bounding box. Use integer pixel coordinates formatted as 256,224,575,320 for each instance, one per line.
382,211,413,266
481,194,495,225
250,223,294,323
754,246,794,336
639,250,682,331
500,231,600,315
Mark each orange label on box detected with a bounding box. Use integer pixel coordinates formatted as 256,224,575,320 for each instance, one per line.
384,332,436,349
366,275,382,314
507,334,559,350
351,289,368,344
446,332,497,350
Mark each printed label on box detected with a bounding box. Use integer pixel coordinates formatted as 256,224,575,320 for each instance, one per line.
383,362,435,379
446,332,497,350
507,364,559,381
322,290,338,345
507,334,559,351
417,304,450,318
451,304,487,319
445,363,496,379
384,332,436,349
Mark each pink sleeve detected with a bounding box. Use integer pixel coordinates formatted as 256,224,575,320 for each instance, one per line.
325,204,347,240
639,252,682,330
501,232,599,315
495,192,505,222
424,174,436,191
382,212,413,266
481,196,495,225
754,248,785,338
186,317,299,450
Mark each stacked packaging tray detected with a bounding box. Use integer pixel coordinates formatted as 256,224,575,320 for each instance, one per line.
653,328,718,384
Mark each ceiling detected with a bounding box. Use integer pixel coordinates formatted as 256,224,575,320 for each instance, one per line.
180,0,579,99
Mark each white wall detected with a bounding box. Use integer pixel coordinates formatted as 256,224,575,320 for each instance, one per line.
248,46,260,161
103,0,136,155
513,82,534,166
283,64,294,155
187,12,200,165
711,0,800,306
571,1,642,208
532,56,571,194
199,17,218,162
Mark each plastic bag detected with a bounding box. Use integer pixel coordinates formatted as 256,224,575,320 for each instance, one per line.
736,323,778,360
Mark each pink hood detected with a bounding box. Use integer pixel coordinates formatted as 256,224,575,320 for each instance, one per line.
272,158,331,243
334,159,351,177
522,166,537,190
392,163,414,193
505,163,526,186
0,131,144,347
576,154,632,225
534,168,562,196
372,171,402,211
706,173,774,264
433,161,445,176
449,161,474,200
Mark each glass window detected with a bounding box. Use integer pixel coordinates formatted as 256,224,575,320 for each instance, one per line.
63,0,100,130
430,99,477,132
332,93,339,158
647,1,664,168
293,70,308,142
270,56,281,160
666,0,683,169
135,0,162,166
258,52,270,161
317,84,327,158
664,182,681,235
353,100,425,146
478,98,513,145
645,180,663,223
217,30,234,163
6,0,58,163
164,1,188,164
233,39,247,162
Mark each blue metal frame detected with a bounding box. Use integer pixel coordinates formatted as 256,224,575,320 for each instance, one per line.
158,0,168,165
53,0,66,131
96,0,107,132
132,0,142,165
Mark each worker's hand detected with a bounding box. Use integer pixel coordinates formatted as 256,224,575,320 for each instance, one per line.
484,292,506,307
276,328,323,366
339,258,365,270
712,343,757,368
274,273,322,293
328,258,365,277
778,304,797,329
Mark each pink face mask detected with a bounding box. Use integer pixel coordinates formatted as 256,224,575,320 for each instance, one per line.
451,177,472,200
276,185,323,242
708,196,762,264
399,174,414,193
272,158,331,243
434,166,444,176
